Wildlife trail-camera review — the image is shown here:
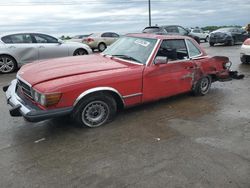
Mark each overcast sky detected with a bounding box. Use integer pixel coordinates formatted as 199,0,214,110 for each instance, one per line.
0,0,250,37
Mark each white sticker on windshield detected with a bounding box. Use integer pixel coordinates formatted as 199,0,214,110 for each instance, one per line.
134,39,150,47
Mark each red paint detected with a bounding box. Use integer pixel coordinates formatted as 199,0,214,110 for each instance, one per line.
17,34,230,110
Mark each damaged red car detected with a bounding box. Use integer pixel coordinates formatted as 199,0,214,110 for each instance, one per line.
4,34,235,127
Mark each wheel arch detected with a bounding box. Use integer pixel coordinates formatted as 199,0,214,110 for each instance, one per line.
73,87,125,110
73,48,88,55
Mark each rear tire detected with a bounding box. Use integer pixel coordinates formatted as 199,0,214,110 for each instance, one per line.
0,55,17,74
73,48,88,56
73,93,117,128
98,43,106,52
192,76,212,96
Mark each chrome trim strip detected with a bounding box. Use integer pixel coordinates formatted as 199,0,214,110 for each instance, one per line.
73,87,125,106
146,39,161,66
123,93,142,99
16,74,32,87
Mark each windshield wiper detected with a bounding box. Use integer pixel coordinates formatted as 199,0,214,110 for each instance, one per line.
112,55,142,64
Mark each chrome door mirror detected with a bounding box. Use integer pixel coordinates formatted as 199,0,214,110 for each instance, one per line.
154,56,168,64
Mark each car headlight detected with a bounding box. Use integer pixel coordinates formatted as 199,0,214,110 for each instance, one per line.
31,89,62,107
224,61,232,69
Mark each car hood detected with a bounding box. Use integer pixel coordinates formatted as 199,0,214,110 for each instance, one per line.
18,54,130,86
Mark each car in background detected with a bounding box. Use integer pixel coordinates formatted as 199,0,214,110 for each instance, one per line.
209,27,250,46
4,34,234,128
142,25,200,43
240,38,250,64
0,32,92,74
83,32,120,52
189,28,209,42
68,34,92,43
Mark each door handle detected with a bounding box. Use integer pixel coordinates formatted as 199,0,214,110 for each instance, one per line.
185,66,195,69
39,46,45,48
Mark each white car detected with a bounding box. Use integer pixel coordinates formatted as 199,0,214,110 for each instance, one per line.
189,28,209,42
0,32,92,73
240,38,250,64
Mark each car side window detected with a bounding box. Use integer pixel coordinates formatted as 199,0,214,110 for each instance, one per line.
2,34,32,44
156,39,188,61
186,39,201,57
33,34,58,43
101,33,112,37
111,33,119,38
165,26,178,33
178,27,188,35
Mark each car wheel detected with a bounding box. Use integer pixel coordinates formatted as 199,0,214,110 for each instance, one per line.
73,93,117,128
98,43,106,52
209,42,215,46
0,55,17,74
192,76,212,96
73,48,88,56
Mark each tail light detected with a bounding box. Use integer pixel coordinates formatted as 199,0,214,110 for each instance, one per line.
243,39,250,45
83,38,94,43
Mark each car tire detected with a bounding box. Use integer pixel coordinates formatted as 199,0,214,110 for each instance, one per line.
73,93,117,128
192,76,212,96
0,55,17,74
73,48,88,56
98,43,106,52
209,42,215,46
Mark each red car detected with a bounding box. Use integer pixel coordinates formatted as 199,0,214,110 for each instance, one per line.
4,34,233,128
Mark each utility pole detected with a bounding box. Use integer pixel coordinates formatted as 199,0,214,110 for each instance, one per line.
148,0,151,26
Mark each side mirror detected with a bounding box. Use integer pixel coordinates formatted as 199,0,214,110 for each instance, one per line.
58,39,63,44
154,56,168,64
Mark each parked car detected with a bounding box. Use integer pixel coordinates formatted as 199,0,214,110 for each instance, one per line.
240,38,250,64
83,32,120,52
142,25,201,43
209,27,250,46
4,34,235,128
0,32,92,74
189,28,209,42
68,34,92,43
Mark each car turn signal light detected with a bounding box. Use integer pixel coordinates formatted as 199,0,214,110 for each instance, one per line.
44,93,62,107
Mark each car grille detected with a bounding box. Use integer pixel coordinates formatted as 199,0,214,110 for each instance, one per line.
17,79,33,99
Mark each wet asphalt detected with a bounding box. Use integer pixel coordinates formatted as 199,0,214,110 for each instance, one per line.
0,43,250,188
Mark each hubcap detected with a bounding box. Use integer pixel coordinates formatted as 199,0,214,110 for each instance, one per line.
0,57,14,73
82,101,109,127
200,78,210,93
99,44,106,51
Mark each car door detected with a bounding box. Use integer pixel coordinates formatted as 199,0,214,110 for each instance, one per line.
1,33,38,64
32,33,69,60
143,39,196,102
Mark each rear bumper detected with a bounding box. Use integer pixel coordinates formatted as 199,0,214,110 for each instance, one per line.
4,79,73,122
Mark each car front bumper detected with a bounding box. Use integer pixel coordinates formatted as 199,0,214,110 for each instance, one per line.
4,79,73,122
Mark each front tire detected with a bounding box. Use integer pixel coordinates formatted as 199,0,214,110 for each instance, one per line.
192,76,212,96
73,93,117,128
0,55,17,74
209,42,215,46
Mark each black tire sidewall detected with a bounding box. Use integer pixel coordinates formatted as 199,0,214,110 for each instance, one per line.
73,48,87,56
73,93,117,128
98,43,106,52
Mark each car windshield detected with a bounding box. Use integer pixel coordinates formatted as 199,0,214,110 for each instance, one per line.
103,36,158,65
216,28,233,32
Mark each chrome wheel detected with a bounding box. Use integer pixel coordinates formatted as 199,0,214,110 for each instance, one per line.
0,56,16,73
82,101,110,128
200,77,210,94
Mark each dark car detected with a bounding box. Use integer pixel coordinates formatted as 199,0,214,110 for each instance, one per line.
142,25,200,44
209,27,250,46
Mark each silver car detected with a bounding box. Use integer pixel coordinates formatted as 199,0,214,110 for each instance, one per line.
0,33,92,73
